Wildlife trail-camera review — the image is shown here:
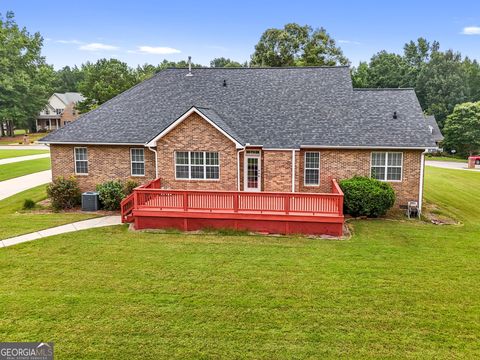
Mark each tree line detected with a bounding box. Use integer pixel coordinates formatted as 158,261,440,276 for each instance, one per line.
1,13,479,155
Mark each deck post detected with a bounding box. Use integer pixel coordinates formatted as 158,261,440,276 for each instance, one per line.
183,192,188,211
233,193,239,213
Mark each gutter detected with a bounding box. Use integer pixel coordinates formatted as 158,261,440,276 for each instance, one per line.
237,148,245,191
418,149,427,215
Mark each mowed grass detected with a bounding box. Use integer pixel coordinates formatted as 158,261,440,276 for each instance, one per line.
0,185,98,240
425,155,468,163
0,149,49,160
0,133,45,144
0,167,479,359
0,157,51,181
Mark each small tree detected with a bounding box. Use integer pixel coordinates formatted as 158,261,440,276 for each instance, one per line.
443,101,480,156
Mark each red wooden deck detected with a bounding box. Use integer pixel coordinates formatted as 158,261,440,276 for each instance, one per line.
121,178,344,236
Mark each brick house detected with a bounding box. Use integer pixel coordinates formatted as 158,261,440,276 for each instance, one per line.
36,92,84,131
40,67,436,235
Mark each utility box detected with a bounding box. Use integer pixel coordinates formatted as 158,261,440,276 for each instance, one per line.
82,192,100,211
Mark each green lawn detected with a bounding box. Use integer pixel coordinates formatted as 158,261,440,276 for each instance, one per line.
0,133,46,144
425,155,468,163
0,149,49,160
0,167,479,359
0,185,98,240
0,157,51,181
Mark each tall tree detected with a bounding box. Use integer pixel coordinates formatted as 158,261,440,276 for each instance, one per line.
77,58,137,112
416,50,468,127
210,57,243,68
53,65,84,92
0,11,53,135
443,101,480,156
251,23,349,67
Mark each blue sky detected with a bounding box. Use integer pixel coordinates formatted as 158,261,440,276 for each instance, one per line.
3,0,480,69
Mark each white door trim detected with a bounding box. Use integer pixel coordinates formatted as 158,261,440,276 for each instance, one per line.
244,152,261,192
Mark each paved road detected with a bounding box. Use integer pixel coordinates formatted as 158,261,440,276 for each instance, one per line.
0,144,49,150
0,170,52,201
426,160,479,171
0,153,50,165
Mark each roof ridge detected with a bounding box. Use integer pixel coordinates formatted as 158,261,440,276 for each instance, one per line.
354,88,415,91
165,65,350,70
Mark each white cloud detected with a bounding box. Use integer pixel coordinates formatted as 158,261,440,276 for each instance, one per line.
134,46,181,55
79,42,119,51
56,39,83,44
338,39,361,45
462,26,480,35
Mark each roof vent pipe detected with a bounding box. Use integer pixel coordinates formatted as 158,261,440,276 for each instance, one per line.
186,56,193,77
223,79,227,87
393,111,398,119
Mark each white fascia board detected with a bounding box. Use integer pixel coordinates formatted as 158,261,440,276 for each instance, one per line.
300,145,433,150
38,141,144,146
145,107,243,149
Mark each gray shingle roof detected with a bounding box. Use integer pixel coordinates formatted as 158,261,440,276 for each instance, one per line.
40,67,436,149
54,92,85,105
425,115,444,143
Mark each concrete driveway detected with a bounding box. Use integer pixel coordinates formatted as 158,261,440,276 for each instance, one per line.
426,161,479,171
0,170,52,201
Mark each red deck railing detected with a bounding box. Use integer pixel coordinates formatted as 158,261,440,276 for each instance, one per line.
121,178,344,223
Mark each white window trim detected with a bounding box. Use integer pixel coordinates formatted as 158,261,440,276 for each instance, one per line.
174,151,220,181
74,147,88,175
370,151,403,182
304,151,320,186
130,148,145,177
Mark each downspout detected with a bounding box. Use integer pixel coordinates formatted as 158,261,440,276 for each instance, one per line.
237,148,245,191
418,149,427,216
291,149,296,192
147,145,159,179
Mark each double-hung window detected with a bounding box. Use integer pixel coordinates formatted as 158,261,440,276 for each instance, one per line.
304,152,320,186
131,148,145,176
175,151,219,180
371,152,403,181
74,147,88,174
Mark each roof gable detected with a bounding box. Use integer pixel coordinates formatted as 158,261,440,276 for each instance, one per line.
146,106,243,148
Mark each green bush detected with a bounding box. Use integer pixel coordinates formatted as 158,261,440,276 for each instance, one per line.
124,179,139,195
339,176,395,217
96,180,125,211
47,177,81,210
22,199,36,210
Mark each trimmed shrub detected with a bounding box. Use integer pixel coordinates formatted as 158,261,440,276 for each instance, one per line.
96,180,125,211
47,176,81,210
23,199,36,210
124,179,139,195
339,176,395,217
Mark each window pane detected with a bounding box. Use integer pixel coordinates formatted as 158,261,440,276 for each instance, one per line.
371,152,386,166
131,149,144,162
305,152,319,168
206,152,219,165
387,167,401,181
76,161,88,174
206,166,219,179
371,166,385,180
387,152,402,167
176,152,189,165
191,165,204,179
176,165,189,179
305,169,319,185
191,152,204,165
75,148,87,161
132,163,145,176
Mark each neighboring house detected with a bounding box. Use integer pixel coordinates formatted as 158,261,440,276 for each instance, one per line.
425,115,444,151
36,92,85,131
39,67,436,235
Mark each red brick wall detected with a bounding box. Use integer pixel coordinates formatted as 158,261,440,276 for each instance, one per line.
157,112,239,191
50,144,156,192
